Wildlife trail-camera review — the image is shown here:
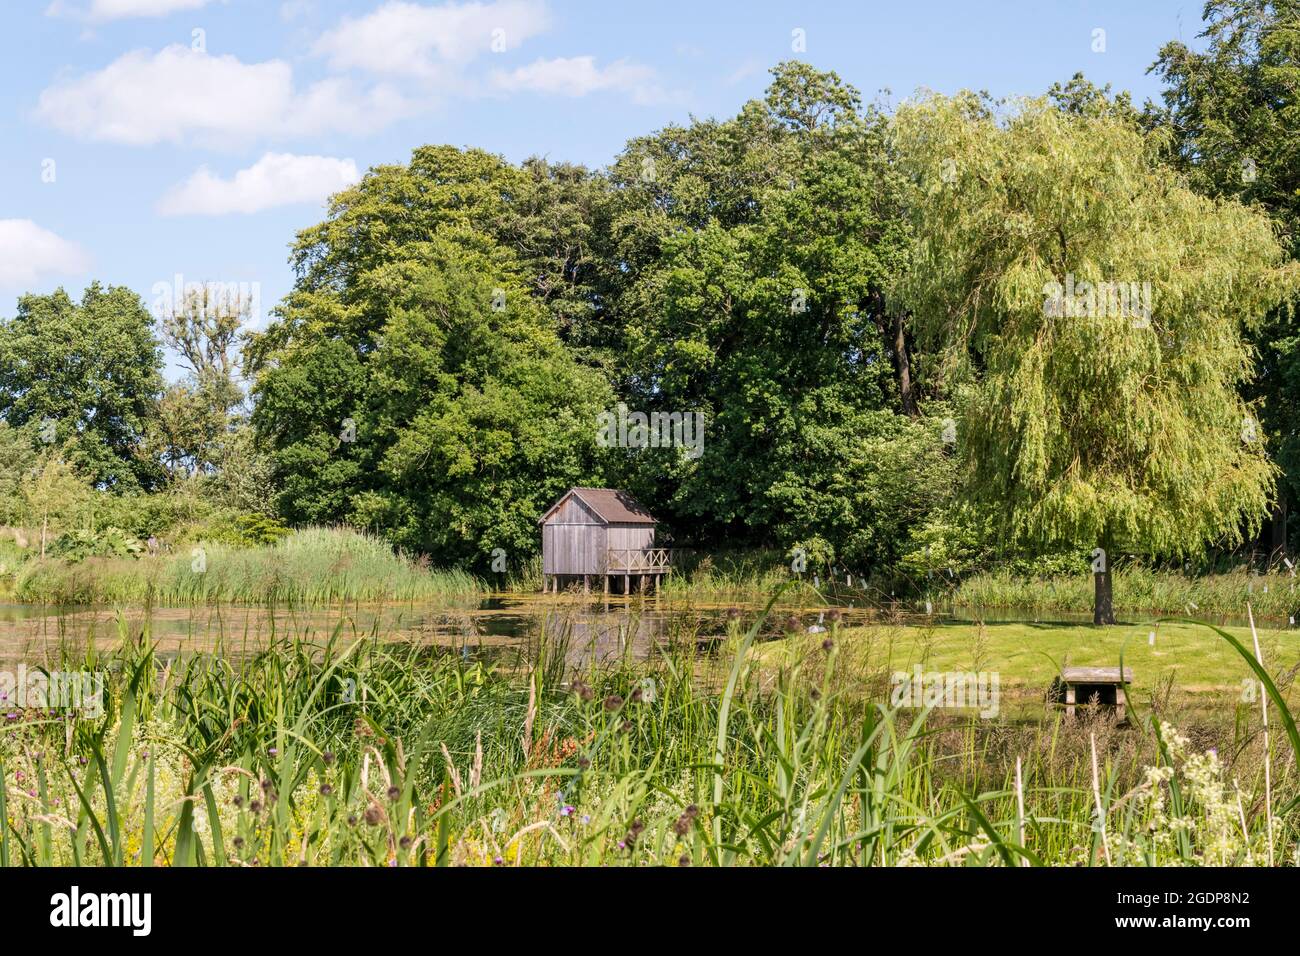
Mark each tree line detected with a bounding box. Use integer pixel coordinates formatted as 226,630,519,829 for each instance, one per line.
2,2,1298,620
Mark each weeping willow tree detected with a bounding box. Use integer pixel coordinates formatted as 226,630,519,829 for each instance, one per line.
894,93,1298,623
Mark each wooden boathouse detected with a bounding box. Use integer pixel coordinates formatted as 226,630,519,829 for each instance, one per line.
539,487,671,594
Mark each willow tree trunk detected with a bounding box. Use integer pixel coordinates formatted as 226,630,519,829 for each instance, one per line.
892,312,918,417
1093,561,1115,625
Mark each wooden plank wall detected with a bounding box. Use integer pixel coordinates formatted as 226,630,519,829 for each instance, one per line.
542,493,607,575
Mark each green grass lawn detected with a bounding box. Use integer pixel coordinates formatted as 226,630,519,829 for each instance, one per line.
758,618,1299,710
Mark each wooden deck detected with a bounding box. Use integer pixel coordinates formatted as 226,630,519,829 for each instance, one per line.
541,549,677,594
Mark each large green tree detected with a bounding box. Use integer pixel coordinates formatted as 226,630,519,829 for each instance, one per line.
0,283,163,490
247,149,612,568
600,63,936,570
1148,0,1300,553
895,93,1297,622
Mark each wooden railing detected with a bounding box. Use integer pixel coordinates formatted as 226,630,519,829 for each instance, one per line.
606,548,673,572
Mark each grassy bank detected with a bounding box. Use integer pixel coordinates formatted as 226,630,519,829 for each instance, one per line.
0,601,1294,866
954,568,1300,620
758,618,1300,710
12,527,483,606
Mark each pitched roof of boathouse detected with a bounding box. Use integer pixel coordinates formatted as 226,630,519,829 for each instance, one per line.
538,487,658,526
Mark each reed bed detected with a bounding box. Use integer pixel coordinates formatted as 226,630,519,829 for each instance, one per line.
0,590,1294,867
955,567,1300,621
12,527,483,606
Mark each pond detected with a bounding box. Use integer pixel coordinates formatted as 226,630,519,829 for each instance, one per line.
0,594,1289,667
0,593,889,666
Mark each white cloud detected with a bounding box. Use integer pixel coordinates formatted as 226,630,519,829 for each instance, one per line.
0,220,91,287
47,0,217,21
492,56,671,104
35,45,409,146
158,152,361,216
315,0,550,78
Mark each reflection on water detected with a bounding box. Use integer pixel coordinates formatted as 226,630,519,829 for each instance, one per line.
0,595,892,667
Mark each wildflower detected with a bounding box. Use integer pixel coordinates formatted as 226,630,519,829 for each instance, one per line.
684,804,699,818
725,607,741,621
678,854,691,867
267,747,277,756
232,795,244,808
604,694,623,712
821,637,834,652
493,856,504,865
630,686,643,703
261,778,272,791
364,805,383,826
347,814,358,827
827,608,843,623
387,785,400,801
319,783,333,796
399,836,412,850
580,815,590,825
232,837,244,849
560,805,576,817
322,751,336,765
576,756,590,770
14,771,23,783
673,815,691,836
620,719,633,733
783,615,800,632
249,800,262,813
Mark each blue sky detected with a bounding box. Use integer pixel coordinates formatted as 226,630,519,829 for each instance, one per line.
1,0,1207,374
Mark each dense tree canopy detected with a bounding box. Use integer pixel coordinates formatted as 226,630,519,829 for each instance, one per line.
246,150,612,568
1149,0,1300,540
0,283,163,490
595,63,939,569
6,35,1300,590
